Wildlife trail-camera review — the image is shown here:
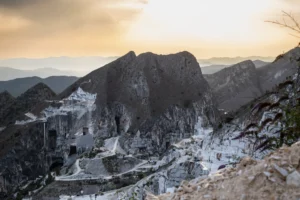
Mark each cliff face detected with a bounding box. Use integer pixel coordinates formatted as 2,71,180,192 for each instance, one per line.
204,60,263,111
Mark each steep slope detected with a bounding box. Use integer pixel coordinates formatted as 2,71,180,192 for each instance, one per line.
258,47,300,92
204,60,263,111
0,76,78,97
204,48,300,112
0,83,56,126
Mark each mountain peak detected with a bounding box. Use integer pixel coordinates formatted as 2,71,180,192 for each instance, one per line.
120,51,136,62
20,82,56,100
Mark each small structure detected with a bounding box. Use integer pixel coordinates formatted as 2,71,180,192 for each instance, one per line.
76,132,94,152
83,127,89,135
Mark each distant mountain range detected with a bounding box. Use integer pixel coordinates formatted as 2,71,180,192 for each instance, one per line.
197,56,274,66
0,56,118,79
0,76,78,97
0,67,79,81
0,56,275,79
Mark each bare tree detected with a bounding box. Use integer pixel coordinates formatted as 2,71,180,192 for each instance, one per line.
266,11,300,41
266,11,300,84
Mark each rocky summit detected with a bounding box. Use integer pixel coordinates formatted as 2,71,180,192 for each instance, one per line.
0,48,299,200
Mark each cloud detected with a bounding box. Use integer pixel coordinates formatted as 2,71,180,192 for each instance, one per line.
0,0,146,58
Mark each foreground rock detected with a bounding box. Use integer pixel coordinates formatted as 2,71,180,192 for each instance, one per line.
149,141,300,200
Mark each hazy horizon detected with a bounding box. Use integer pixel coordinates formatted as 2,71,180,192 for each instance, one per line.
0,0,299,60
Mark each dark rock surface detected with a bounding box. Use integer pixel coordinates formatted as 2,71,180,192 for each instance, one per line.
258,47,300,92
0,91,15,121
0,123,48,195
0,83,56,126
204,47,300,112
204,60,263,111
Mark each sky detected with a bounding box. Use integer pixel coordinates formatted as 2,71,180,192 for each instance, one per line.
0,0,299,59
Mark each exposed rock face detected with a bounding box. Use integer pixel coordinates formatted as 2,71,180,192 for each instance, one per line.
204,47,300,112
0,83,56,126
150,141,300,200
60,51,218,154
0,123,48,195
204,60,263,111
258,47,300,92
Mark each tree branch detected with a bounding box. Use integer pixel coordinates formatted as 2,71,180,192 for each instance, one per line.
265,11,300,38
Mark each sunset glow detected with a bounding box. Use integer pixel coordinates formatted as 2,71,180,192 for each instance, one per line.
0,0,299,58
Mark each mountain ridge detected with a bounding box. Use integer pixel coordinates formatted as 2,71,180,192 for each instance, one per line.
0,76,78,97
203,47,300,111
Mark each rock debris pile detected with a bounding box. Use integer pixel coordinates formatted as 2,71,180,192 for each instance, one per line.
147,141,300,200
